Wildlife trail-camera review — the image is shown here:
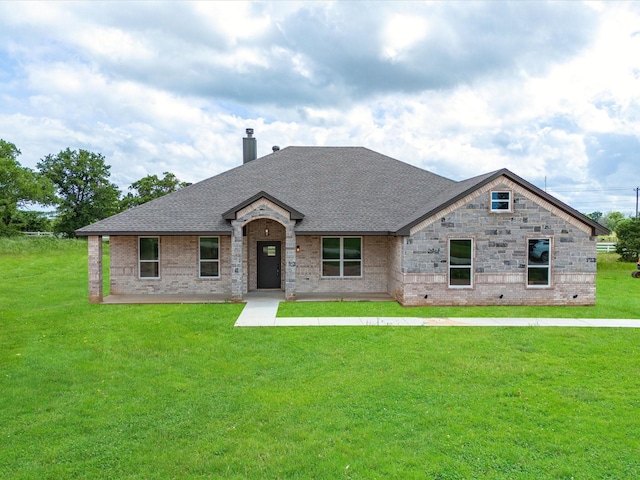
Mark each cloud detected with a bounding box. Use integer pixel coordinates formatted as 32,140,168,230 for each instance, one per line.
0,1,639,215
1,1,598,108
585,133,640,180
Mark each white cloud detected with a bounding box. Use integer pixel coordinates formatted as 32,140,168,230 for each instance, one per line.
192,1,272,44
382,15,429,61
0,1,639,215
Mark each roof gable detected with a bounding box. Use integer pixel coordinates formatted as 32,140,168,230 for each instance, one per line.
222,191,304,220
396,168,608,236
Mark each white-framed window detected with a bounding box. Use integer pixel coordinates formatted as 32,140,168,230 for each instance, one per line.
321,237,362,277
448,238,473,287
490,191,512,212
527,238,551,287
199,237,220,278
139,237,159,279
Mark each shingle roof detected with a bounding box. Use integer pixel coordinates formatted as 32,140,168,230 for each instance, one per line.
76,146,607,236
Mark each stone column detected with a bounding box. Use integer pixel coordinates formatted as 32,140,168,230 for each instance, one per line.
285,222,296,301
231,221,244,302
88,235,103,303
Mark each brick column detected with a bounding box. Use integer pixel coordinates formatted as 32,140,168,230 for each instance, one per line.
88,235,103,303
231,222,244,302
285,223,296,301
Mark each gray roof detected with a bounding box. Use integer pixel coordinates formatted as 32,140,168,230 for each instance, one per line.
76,146,607,236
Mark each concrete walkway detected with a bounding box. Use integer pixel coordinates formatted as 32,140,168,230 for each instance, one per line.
234,294,640,328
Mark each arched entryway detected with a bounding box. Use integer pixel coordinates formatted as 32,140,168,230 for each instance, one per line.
228,196,299,301
246,218,286,291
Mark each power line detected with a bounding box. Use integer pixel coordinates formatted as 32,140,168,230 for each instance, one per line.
546,186,638,193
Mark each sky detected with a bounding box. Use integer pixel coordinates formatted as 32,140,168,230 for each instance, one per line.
1,1,640,216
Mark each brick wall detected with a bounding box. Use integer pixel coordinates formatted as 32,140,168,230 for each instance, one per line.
295,236,389,294
88,235,103,303
398,178,598,306
387,236,404,302
110,235,232,296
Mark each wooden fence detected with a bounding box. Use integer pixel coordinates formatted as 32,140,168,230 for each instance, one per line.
597,242,617,253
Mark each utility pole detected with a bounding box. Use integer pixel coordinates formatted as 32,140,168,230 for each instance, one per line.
636,187,639,218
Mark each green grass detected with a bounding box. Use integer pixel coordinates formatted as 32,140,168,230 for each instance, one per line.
1,239,640,479
278,253,640,319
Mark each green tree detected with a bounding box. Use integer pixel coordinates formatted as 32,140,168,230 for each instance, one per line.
10,210,53,233
37,148,121,237
603,211,625,232
587,211,603,223
615,217,640,262
0,139,54,236
120,172,188,209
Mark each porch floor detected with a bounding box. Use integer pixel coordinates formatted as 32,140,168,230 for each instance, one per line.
294,292,394,302
100,291,394,304
101,294,230,304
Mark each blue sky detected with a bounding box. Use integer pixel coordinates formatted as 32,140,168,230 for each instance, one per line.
1,1,639,215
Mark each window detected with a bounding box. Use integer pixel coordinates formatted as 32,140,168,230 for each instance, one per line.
322,237,362,277
139,237,159,278
199,237,220,278
527,238,550,287
449,238,473,287
490,191,512,212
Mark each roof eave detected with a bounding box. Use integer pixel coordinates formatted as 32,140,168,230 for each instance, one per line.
76,230,233,237
295,230,394,236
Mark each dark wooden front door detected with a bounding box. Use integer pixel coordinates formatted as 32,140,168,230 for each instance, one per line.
257,241,281,289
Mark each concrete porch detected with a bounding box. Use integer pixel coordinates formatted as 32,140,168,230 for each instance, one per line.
294,292,394,302
99,291,393,304
101,294,231,304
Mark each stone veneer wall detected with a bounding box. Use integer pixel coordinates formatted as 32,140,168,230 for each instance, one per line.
295,235,389,294
399,179,598,306
109,235,232,296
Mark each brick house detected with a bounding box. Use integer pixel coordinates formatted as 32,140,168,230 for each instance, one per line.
77,131,607,305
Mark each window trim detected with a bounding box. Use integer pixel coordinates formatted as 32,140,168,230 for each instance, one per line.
321,236,363,278
448,237,474,288
199,236,220,279
138,236,160,279
490,190,513,213
526,237,552,288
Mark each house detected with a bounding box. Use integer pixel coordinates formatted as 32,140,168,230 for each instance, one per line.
76,130,608,306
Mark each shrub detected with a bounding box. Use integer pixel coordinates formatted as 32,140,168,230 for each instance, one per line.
615,217,640,262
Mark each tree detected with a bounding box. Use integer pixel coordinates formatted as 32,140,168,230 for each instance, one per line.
586,211,603,223
120,172,188,210
37,148,121,237
10,210,53,233
602,211,624,232
0,140,54,236
615,217,640,262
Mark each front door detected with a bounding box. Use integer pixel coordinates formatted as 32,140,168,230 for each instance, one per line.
257,241,281,289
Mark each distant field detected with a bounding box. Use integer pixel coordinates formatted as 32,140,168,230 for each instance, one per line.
1,238,639,479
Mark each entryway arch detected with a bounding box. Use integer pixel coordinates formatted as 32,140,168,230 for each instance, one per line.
227,194,300,301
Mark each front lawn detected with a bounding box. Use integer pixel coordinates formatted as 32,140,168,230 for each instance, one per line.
1,239,639,479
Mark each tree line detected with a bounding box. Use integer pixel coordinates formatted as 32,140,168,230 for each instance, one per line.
1,139,186,237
